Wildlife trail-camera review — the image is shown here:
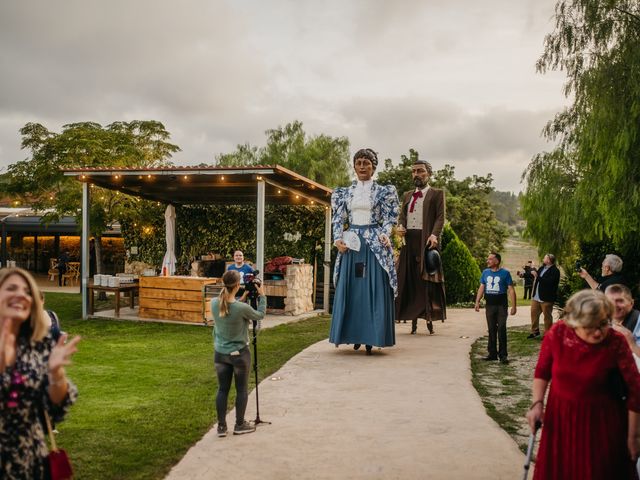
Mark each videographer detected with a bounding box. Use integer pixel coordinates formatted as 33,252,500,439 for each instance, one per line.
211,270,266,437
517,260,535,300
578,254,625,292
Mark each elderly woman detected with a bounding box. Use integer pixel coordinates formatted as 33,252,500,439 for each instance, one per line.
329,148,399,355
0,268,80,478
526,289,640,479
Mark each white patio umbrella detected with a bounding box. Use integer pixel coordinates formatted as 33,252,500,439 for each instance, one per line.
161,204,177,276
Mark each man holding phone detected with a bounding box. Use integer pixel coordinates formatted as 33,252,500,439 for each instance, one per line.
527,253,561,339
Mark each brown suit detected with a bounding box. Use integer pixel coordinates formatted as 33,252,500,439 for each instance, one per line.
397,188,445,281
396,187,447,325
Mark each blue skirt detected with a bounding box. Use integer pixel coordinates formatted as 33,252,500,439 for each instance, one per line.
329,228,395,347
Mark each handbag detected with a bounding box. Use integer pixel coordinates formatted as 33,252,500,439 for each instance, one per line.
607,368,628,402
44,411,73,480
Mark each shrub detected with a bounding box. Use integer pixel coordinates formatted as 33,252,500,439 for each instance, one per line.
442,224,481,304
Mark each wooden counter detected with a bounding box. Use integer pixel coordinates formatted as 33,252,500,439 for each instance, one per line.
139,276,218,323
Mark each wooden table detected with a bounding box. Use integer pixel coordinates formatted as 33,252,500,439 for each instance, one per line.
88,282,139,318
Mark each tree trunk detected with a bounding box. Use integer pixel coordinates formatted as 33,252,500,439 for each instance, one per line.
94,236,103,274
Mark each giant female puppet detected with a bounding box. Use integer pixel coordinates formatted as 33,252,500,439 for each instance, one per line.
329,148,399,355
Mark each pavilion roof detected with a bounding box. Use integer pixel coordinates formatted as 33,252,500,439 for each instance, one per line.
63,165,333,206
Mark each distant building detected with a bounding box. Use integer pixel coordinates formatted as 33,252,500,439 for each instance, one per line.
0,208,124,274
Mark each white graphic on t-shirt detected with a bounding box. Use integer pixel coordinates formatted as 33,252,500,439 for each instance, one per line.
486,275,501,293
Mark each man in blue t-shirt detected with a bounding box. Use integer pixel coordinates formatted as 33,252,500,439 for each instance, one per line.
227,250,255,285
475,252,517,364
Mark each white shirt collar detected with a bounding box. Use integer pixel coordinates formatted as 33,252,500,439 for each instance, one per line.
355,179,373,189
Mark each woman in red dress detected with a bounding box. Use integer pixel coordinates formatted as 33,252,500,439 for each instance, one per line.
526,289,640,479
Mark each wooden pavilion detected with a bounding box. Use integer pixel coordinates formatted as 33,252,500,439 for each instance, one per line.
63,165,333,320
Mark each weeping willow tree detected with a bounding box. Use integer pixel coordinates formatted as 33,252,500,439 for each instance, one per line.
521,0,640,260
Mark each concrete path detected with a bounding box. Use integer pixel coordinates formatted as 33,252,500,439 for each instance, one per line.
166,308,532,480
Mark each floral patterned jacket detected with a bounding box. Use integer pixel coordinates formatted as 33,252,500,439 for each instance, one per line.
331,181,399,296
0,334,78,479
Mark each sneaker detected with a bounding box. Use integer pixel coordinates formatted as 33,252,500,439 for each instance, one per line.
499,358,510,365
482,355,498,361
527,331,540,339
233,421,256,435
217,424,227,437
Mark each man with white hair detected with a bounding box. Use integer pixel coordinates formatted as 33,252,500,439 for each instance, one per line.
578,253,625,292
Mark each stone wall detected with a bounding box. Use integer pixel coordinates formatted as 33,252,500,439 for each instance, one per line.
283,264,314,315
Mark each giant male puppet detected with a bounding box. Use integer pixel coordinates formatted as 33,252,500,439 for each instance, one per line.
396,159,446,334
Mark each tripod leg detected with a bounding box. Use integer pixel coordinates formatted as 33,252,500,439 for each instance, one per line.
252,320,271,425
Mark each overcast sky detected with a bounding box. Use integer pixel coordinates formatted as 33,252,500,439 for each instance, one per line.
0,0,567,192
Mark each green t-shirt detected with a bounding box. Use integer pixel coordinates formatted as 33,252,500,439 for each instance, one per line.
212,296,266,354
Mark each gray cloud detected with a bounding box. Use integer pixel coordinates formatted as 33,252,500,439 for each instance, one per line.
336,96,556,190
0,0,564,192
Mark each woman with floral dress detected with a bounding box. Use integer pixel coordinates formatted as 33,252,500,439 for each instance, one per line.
0,268,80,479
329,148,399,355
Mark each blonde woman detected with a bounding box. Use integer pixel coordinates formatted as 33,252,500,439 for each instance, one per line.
211,270,266,437
0,268,80,478
526,289,640,479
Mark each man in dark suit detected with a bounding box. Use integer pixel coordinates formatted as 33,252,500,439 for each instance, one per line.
396,159,446,335
527,253,561,338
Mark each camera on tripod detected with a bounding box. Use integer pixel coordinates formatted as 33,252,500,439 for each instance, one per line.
243,270,261,303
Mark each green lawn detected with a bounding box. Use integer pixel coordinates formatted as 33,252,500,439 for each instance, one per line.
513,284,535,307
470,326,542,452
44,292,330,480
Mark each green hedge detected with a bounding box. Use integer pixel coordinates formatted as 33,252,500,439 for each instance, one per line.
442,224,481,304
119,202,326,273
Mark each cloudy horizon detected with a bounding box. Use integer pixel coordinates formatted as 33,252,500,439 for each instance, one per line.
0,0,568,192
